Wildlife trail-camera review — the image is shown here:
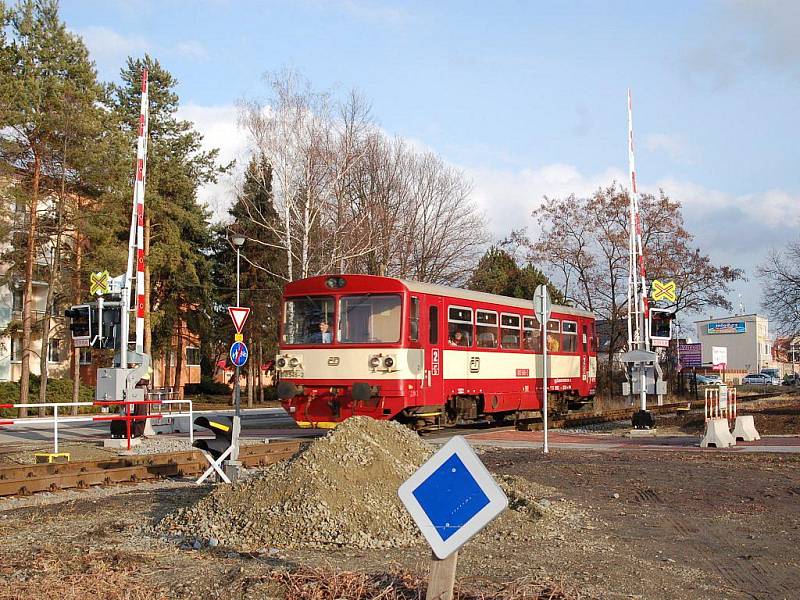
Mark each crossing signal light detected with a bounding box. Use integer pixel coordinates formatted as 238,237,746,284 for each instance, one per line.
649,308,675,341
65,305,92,345
193,416,233,459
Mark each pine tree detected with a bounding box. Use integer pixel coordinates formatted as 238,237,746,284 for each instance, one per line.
210,158,286,404
86,56,223,393
0,0,102,413
467,247,564,304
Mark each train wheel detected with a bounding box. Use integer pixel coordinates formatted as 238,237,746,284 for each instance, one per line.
515,421,531,432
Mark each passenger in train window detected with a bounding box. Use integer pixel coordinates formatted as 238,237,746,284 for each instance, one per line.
448,327,469,347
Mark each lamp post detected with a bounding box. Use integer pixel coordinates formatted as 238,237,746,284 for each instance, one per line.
228,234,245,481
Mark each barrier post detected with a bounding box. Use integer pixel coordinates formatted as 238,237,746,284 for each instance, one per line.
188,400,194,445
53,405,59,454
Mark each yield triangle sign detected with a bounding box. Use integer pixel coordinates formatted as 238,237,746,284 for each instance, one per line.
228,306,251,333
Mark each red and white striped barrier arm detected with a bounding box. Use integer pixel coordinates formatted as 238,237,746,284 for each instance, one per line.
134,70,149,354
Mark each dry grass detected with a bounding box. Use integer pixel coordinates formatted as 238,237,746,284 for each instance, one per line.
0,546,167,600
257,566,585,600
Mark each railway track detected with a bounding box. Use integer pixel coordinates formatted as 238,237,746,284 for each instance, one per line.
0,391,787,497
0,440,301,498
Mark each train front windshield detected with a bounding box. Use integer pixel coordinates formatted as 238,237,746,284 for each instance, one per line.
283,296,335,344
338,294,401,344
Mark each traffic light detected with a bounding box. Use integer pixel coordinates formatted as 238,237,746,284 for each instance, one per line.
193,416,233,459
64,305,92,347
99,306,121,350
649,308,675,342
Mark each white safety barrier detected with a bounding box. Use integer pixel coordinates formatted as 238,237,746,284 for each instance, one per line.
732,415,761,442
701,387,737,448
0,399,193,454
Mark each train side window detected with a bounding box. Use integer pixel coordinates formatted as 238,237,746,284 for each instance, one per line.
591,322,598,353
447,306,472,347
476,310,498,348
522,316,541,352
581,324,588,353
501,313,520,349
410,297,419,342
429,305,439,345
546,320,561,352
562,321,578,353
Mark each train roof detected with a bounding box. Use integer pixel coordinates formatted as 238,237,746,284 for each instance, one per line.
283,275,594,319
399,279,594,318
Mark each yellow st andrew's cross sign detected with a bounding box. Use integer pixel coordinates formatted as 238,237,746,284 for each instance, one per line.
90,270,110,296
651,279,677,303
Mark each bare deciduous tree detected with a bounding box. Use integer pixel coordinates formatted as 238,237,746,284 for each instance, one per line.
530,184,742,360
759,240,800,337
236,70,488,286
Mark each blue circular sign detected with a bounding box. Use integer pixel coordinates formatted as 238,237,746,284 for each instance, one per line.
230,341,248,367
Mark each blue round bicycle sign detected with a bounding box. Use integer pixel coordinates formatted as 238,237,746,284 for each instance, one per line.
230,341,248,367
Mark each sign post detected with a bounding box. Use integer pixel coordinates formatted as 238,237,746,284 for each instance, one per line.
226,305,250,482
533,285,552,454
398,436,508,600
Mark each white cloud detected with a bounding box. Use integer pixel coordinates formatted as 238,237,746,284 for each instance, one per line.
680,0,800,87
465,163,626,238
644,133,692,164
74,26,149,76
176,103,247,221
175,40,209,60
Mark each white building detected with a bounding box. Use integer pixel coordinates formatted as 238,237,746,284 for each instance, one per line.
694,314,775,373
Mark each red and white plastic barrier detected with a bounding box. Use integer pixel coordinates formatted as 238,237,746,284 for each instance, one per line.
0,398,193,453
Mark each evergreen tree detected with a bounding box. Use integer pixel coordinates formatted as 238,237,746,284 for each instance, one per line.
0,0,102,412
87,56,223,392
467,247,564,304
210,158,285,404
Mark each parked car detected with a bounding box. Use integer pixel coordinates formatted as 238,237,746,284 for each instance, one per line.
783,373,800,386
695,374,722,385
741,373,780,385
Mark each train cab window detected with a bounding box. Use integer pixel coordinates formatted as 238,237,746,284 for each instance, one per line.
522,316,541,352
562,321,578,353
476,310,498,348
283,296,335,344
429,305,439,344
546,320,561,352
409,297,419,342
501,314,520,349
338,294,402,343
447,306,472,347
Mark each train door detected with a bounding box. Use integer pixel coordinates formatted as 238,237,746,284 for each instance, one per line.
422,297,444,405
580,322,589,391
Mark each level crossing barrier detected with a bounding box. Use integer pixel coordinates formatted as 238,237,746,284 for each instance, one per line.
0,398,193,454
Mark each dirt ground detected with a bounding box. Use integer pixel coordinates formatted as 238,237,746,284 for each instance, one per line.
1,443,798,599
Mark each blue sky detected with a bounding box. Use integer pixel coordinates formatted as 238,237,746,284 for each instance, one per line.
59,0,799,322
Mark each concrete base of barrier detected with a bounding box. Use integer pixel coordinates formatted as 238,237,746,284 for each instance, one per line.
628,428,658,437
701,418,736,448
149,416,192,434
732,415,760,442
103,437,142,449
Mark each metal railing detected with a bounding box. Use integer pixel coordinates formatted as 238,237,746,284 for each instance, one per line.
0,398,193,453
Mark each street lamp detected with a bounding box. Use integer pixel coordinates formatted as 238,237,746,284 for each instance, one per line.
228,234,245,481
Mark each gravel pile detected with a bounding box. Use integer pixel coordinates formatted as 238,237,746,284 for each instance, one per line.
158,417,553,552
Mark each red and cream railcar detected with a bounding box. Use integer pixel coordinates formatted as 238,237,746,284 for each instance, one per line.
276,275,597,429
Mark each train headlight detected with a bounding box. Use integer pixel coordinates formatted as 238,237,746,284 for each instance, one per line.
368,356,381,369
289,357,299,368
383,356,394,369
276,357,287,369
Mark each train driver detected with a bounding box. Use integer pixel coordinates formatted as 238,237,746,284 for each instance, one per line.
319,321,333,344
